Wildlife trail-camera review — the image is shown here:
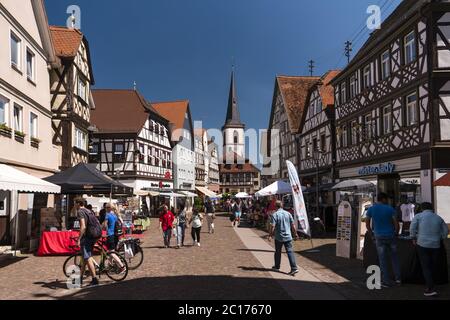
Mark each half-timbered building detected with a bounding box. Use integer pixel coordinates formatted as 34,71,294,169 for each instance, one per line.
298,70,340,218
208,140,220,193
49,26,95,170
264,75,320,184
90,89,173,194
331,0,450,222
152,100,196,194
194,128,207,187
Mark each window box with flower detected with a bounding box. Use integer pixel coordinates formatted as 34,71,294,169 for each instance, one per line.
14,130,26,143
0,123,12,138
31,137,41,148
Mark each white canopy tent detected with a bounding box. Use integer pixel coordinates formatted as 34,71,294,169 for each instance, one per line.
235,192,252,199
255,180,301,198
0,164,60,193
181,191,198,197
160,191,186,198
135,190,160,197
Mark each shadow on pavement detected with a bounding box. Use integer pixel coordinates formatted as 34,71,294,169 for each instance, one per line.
31,275,359,300
0,255,27,268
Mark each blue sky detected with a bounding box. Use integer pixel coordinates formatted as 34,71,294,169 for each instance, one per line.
45,0,402,132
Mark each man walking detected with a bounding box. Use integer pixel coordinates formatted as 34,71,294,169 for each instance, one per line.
410,202,449,297
159,205,175,248
366,193,401,287
268,201,299,276
75,198,102,287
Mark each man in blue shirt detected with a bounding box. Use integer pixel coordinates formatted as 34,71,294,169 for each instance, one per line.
269,201,299,276
365,193,401,287
410,202,449,297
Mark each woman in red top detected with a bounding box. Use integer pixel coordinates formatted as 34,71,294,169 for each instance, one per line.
159,205,175,248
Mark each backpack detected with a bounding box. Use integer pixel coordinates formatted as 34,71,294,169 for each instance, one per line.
114,217,123,236
82,208,102,239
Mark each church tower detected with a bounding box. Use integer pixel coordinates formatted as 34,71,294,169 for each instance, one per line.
222,70,245,159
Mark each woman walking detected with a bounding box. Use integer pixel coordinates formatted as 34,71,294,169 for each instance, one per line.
175,206,187,248
189,209,203,247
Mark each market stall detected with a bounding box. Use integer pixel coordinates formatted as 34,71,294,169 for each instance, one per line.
0,164,61,251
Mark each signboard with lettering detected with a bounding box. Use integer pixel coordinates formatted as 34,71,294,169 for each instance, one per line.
358,162,396,176
336,201,352,258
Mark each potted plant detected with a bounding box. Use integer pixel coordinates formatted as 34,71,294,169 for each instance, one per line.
14,130,26,143
31,137,41,148
0,123,12,137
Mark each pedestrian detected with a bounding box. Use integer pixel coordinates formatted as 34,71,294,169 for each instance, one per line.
205,199,216,234
189,209,203,247
268,200,299,276
102,204,125,271
98,203,107,224
175,205,187,249
75,198,102,287
410,202,449,297
233,199,242,227
365,192,402,288
159,205,175,248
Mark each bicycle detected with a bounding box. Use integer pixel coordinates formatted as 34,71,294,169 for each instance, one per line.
63,236,129,282
116,237,144,270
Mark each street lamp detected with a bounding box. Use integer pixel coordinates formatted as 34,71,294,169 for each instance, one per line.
312,149,323,226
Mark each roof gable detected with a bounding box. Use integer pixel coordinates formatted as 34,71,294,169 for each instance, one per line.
91,89,153,134
271,76,320,134
152,100,192,142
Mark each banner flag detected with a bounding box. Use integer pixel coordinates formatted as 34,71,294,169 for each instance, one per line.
286,160,311,237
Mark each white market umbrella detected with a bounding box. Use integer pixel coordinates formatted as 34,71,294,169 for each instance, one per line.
255,180,304,197
235,192,251,199
332,179,375,190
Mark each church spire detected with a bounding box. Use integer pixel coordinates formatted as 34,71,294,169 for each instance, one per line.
223,70,245,129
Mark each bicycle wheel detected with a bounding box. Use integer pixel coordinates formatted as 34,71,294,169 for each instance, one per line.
104,252,128,282
124,245,144,270
63,254,82,277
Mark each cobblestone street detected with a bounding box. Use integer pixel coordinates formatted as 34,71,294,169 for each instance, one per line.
0,215,448,300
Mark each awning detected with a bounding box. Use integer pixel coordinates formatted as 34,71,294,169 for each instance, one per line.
181,191,198,197
160,191,186,198
235,192,252,199
435,173,450,187
0,164,61,194
135,190,160,197
195,186,218,198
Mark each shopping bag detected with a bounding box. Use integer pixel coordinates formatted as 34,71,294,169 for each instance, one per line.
124,243,134,259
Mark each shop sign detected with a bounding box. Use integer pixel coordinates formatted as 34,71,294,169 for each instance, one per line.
358,162,396,176
149,182,172,189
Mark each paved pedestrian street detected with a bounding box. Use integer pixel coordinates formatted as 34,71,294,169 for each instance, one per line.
0,215,448,300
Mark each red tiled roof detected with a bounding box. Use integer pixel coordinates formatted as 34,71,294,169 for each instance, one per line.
49,26,83,58
219,162,260,173
152,100,190,141
276,76,320,134
91,89,152,134
319,70,341,107
435,173,450,187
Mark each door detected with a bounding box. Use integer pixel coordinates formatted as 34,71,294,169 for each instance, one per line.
378,174,400,207
0,191,11,245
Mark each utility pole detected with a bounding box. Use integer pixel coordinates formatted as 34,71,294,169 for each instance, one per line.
345,41,352,64
308,60,315,76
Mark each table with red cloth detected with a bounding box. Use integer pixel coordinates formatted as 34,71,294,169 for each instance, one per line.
37,230,144,256
37,230,80,256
